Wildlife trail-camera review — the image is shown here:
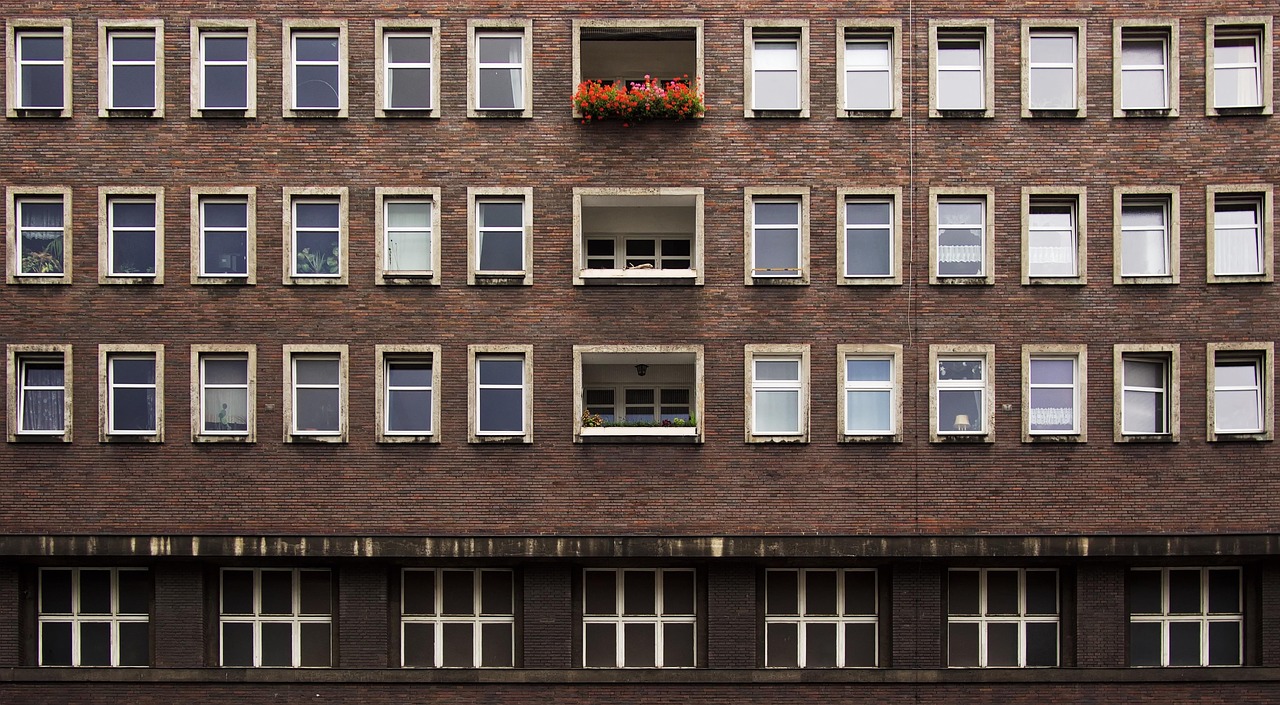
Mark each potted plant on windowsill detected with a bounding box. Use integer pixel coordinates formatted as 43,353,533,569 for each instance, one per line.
573,75,705,125
297,246,339,275
579,410,699,438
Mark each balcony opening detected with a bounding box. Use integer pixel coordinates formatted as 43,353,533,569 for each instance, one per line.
575,189,702,285
575,347,703,443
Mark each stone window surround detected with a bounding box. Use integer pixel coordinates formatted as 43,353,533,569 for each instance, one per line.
376,187,442,286
190,344,256,444
744,187,811,286
744,343,810,444
375,19,442,119
836,19,902,119
282,19,349,119
838,187,903,286
1021,344,1088,444
1111,18,1180,118
6,185,73,285
376,344,443,444
1113,343,1180,443
571,187,704,287
6,343,73,443
467,187,534,286
1020,19,1088,118
6,18,73,118
928,19,995,119
837,343,903,443
929,343,996,444
98,19,164,118
98,343,165,443
1206,184,1273,284
469,18,533,119
1205,16,1273,117
1113,186,1180,285
1206,342,1274,443
743,19,810,119
929,187,995,286
282,343,349,444
1021,186,1088,286
570,19,703,121
98,186,165,285
190,19,257,118
468,344,534,444
191,186,257,285
282,186,350,286
571,344,705,444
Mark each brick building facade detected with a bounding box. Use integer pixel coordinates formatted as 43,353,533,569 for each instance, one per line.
1,0,1278,701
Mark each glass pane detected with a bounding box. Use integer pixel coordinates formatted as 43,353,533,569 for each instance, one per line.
623,571,656,615
113,358,155,385
623,623,656,667
481,571,513,615
1129,621,1161,666
1121,229,1168,276
478,388,523,433
204,359,249,389
403,571,436,615
221,622,254,666
294,358,339,386
1029,67,1075,109
296,389,340,431
1025,622,1058,666
80,622,112,666
442,622,474,667
806,622,838,667
1030,35,1074,63
584,623,617,667
112,387,157,432
938,390,983,433
112,229,156,274
204,201,248,228
754,229,800,271
300,622,330,667
79,570,113,614
119,621,150,666
847,390,892,433
1024,571,1058,615
479,201,522,229
22,389,64,432
298,571,330,615
442,570,475,615
985,571,1019,616
986,621,1019,667
403,622,434,667
112,65,155,108
478,36,522,64
766,571,798,615
755,389,800,434
1030,388,1075,431
222,570,254,615
387,229,430,272
948,571,980,615
805,571,838,615
296,64,341,108
479,67,520,109
261,622,293,667
1168,621,1202,666
1208,621,1242,666
204,36,246,62
948,622,980,667
112,36,155,62
260,571,294,615
1122,40,1165,66
481,622,514,667
845,571,877,615
204,230,248,275
205,65,248,108
41,622,73,666
845,70,892,109
755,41,798,70
389,68,434,110
1218,389,1262,431
295,36,338,62
936,71,983,110
21,64,63,107
938,41,981,67
844,622,877,667
41,570,73,613
1208,570,1241,614
754,71,799,110
22,35,64,61
1168,569,1201,614
663,622,695,667
845,227,891,276
1216,66,1260,107
766,622,799,667
117,570,149,615
478,230,523,271
938,358,983,380
755,201,799,226
1031,359,1074,385
388,389,432,433
389,35,432,63
1129,571,1163,614
584,571,616,615
662,571,695,615
1122,70,1166,109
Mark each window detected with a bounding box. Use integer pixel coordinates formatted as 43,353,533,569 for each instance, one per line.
839,344,903,442
7,344,72,442
1114,344,1179,442
930,21,993,116
7,187,72,284
191,21,255,117
377,345,442,444
284,345,347,443
930,344,995,443
573,20,703,119
839,189,902,284
1022,22,1086,116
1022,345,1086,442
838,21,901,116
469,345,533,444
376,21,440,117
376,188,441,285
1113,21,1179,116
1129,568,1242,667
99,188,164,284
746,189,809,284
39,568,149,667
930,190,994,284
401,569,514,668
1115,188,1179,284
765,568,878,668
98,21,164,116
583,568,696,668
574,188,703,285
7,20,72,116
468,188,532,285
746,345,809,443
1022,188,1086,284
1207,343,1274,442
1207,186,1273,283
283,21,348,117
947,569,1059,668
100,345,164,442
1207,17,1273,115
220,568,332,668
192,187,256,284
745,22,808,117
573,345,703,443
192,345,255,443
469,20,532,117
284,188,348,285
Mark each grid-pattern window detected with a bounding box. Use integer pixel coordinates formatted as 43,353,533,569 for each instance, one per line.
751,198,802,279
384,31,433,110
475,355,525,435
1120,31,1169,110
200,197,250,278
39,568,149,667
292,32,341,110
291,199,341,278
936,356,986,435
107,29,158,110
385,356,433,435
107,197,158,277
476,32,524,110
401,569,514,668
1027,198,1077,278
291,354,341,435
935,33,985,110
844,198,894,278
14,29,66,110
199,30,249,110
948,568,1059,668
583,568,696,668
16,196,66,277
1212,28,1262,109
1028,356,1080,435
845,356,894,436
200,354,250,435
1213,197,1263,277
1027,30,1077,110
844,35,892,110
586,238,692,271
220,568,332,668
108,354,158,435
1121,354,1170,435
16,353,66,435
1119,197,1170,277
752,36,801,111
752,357,803,435
765,569,878,668
1129,568,1242,667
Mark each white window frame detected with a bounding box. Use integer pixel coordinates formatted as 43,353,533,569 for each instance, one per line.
930,344,995,443
191,344,255,443
1128,567,1244,667
582,568,697,669
838,344,902,443
1114,187,1180,284
1207,185,1273,284
191,20,256,117
1022,187,1087,285
1114,344,1180,443
468,187,533,285
98,187,164,285
283,344,347,443
929,20,994,117
400,568,515,668
283,187,348,286
1021,21,1087,117
745,188,809,285
468,344,533,444
191,187,256,285
947,568,1060,668
930,189,994,285
468,20,532,118
99,344,164,443
839,188,902,285
38,568,149,667
1022,344,1087,443
376,20,441,118
376,187,441,285
7,19,73,117
1206,17,1273,116
1207,342,1274,442
219,568,332,668
745,344,809,443
376,344,442,444
7,344,72,442
764,568,879,669
837,20,901,117
1113,20,1180,117
744,20,808,117
98,20,163,117
282,20,348,118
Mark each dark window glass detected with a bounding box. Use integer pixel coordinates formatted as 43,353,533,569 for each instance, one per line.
766,571,798,615
442,570,475,615
78,570,112,614
222,570,254,615
805,622,838,667
1025,622,1058,666
117,570,150,615
662,571,695,615
298,571,331,616
481,623,514,667
1024,571,1058,616
948,571,980,615
40,622,73,666
663,622,695,667
844,571,877,616
986,622,1019,666
259,571,293,615
222,622,254,666
985,571,1019,616
1129,570,1162,614
844,622,877,667
402,571,436,615
403,622,434,667
299,622,330,667
584,571,616,615
79,622,112,666
623,623,656,667
766,622,798,667
583,623,616,667
805,571,838,616
481,571,513,615
1208,570,1240,614
40,570,73,614
441,622,473,667
1208,622,1241,666
118,621,150,666
1129,622,1162,666
948,622,980,667
1168,621,1202,666
1168,569,1202,614
623,571,655,615
260,622,293,667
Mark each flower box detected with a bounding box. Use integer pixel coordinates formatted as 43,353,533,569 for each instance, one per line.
579,426,699,444
573,76,704,124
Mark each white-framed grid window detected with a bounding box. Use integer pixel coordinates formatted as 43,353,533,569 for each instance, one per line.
39,568,149,667
377,344,442,444
1208,185,1273,283
583,568,696,668
191,21,255,117
8,187,72,284
1113,21,1179,117
98,21,163,116
745,21,808,117
468,20,532,118
1022,22,1086,116
930,191,994,284
1207,342,1274,442
746,345,809,443
948,568,1059,668
8,344,72,442
746,189,809,285
401,568,514,668
930,21,993,117
220,568,332,668
283,21,348,117
839,189,902,285
376,20,440,117
7,20,73,116
468,188,532,285
1022,188,1086,285
930,345,994,443
1207,17,1273,115
1115,188,1179,284
1114,344,1179,442
468,345,533,444
839,344,902,443
192,187,255,284
99,188,164,284
284,345,347,443
192,345,254,442
1022,345,1086,443
765,568,878,668
837,20,900,116
284,187,348,286
1129,567,1243,667
376,187,440,285
100,344,164,442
